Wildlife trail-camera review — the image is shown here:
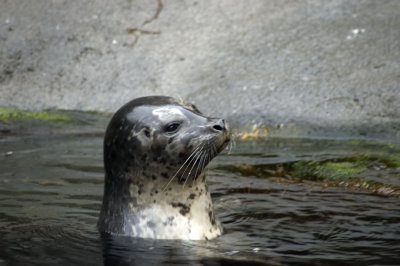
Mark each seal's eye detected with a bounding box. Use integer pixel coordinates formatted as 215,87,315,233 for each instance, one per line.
144,128,151,138
164,122,181,134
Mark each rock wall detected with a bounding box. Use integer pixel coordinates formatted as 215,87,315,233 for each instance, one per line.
1,0,399,138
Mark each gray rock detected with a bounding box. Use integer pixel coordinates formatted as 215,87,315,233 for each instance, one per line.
1,0,399,139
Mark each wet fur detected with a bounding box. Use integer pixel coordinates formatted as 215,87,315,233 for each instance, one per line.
98,96,230,240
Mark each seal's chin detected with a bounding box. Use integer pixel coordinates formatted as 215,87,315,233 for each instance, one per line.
220,136,231,152
215,132,231,153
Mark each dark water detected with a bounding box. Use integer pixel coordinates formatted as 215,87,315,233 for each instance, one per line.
0,121,399,266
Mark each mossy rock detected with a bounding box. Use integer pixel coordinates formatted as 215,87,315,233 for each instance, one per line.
370,154,400,168
291,160,367,181
0,108,71,123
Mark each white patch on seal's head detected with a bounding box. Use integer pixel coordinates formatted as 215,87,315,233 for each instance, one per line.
152,107,185,122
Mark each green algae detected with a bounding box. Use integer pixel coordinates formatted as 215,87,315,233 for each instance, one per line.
291,160,367,181
224,145,400,197
372,153,400,168
0,108,71,123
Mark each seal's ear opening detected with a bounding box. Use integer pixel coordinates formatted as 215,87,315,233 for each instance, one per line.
143,127,151,138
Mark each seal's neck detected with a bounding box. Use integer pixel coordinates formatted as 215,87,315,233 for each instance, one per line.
126,174,222,240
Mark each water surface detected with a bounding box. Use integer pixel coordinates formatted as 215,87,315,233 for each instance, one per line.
0,118,399,265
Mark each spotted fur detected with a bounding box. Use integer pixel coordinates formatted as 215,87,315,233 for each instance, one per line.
98,96,230,240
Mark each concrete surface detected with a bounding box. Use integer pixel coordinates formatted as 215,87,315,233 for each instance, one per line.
0,0,399,138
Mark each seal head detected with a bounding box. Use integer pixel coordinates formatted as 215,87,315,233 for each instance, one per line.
98,96,230,240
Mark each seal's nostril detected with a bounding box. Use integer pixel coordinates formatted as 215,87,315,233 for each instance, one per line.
212,119,225,132
213,124,223,131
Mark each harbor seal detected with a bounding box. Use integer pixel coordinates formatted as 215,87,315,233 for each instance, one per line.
98,96,230,240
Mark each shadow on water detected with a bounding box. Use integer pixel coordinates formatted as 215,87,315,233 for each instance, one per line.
0,115,399,265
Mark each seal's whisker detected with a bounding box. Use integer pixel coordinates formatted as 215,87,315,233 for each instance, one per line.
191,143,212,187
192,152,207,186
180,145,203,183
203,152,211,182
228,137,236,155
192,148,208,184
182,146,204,188
210,143,217,159
193,149,207,182
193,149,209,186
204,149,211,168
191,146,206,178
175,143,203,181
162,143,203,192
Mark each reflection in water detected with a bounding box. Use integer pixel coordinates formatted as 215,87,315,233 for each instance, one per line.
101,234,278,266
0,126,399,265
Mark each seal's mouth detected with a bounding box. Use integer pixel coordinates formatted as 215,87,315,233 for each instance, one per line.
215,123,231,152
173,135,230,184
217,137,231,153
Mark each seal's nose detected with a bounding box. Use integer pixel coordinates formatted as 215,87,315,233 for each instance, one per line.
211,119,226,132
